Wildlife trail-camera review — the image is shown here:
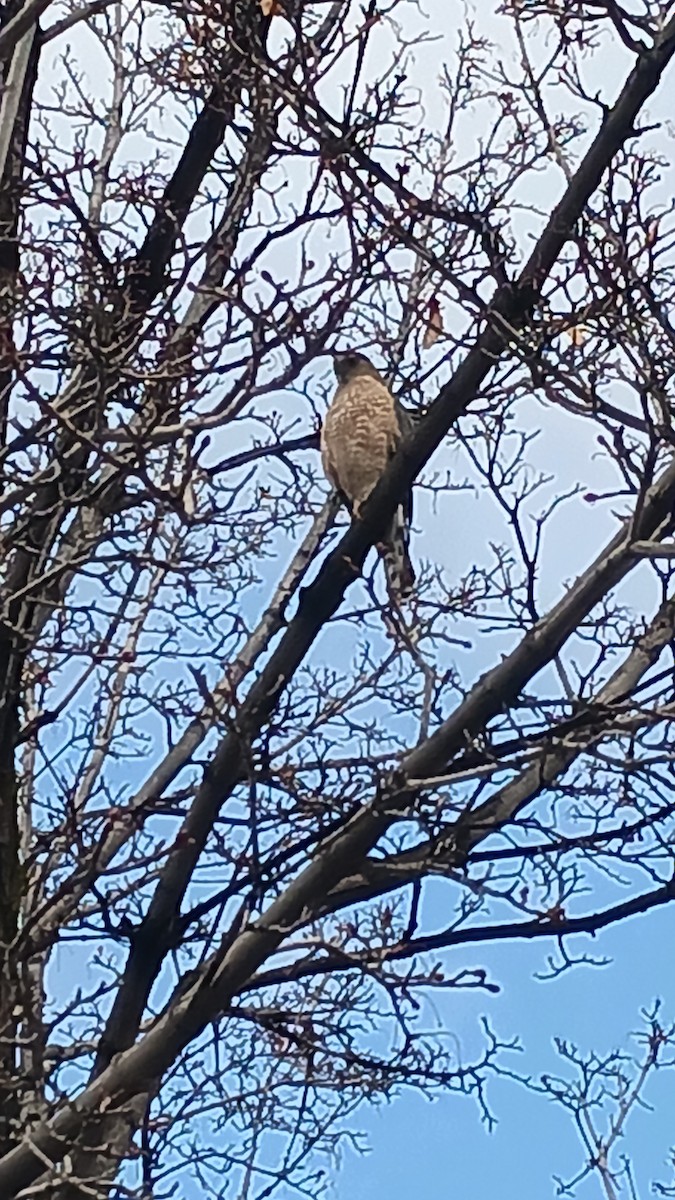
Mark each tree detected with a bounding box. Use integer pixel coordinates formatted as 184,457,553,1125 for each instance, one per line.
2,0,675,1194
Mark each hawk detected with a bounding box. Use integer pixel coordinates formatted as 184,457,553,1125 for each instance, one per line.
321,352,415,602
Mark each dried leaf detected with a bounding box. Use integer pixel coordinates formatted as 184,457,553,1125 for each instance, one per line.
259,0,284,14
646,218,659,246
423,297,443,349
183,478,196,517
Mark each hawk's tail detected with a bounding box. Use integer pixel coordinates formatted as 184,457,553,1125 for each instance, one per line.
380,504,415,604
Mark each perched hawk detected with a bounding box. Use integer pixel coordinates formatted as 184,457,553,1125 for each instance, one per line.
321,352,415,602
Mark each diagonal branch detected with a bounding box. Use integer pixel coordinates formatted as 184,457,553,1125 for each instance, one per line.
319,595,675,912
246,874,675,991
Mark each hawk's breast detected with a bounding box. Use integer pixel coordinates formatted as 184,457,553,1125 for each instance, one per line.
321,376,401,508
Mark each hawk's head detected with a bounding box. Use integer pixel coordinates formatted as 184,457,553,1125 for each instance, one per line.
333,352,382,384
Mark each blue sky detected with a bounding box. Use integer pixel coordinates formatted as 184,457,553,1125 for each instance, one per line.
337,908,675,1199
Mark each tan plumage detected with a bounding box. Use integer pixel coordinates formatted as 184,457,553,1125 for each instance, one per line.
321,352,415,603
